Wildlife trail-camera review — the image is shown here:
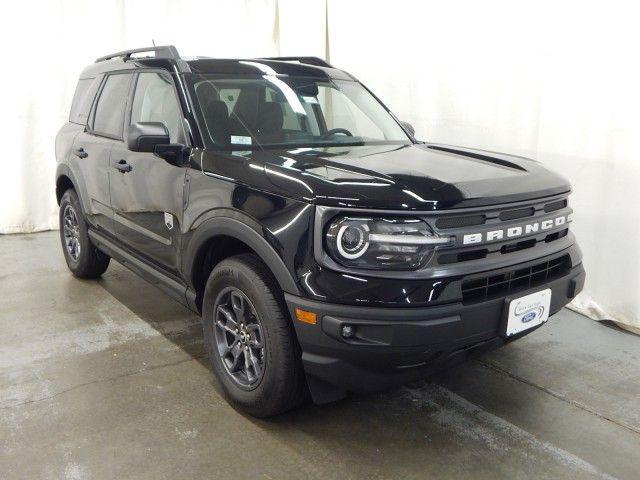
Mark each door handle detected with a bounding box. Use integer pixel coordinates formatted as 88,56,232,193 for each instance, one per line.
114,159,133,173
74,147,88,159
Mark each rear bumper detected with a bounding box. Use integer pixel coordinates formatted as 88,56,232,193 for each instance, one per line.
286,263,585,403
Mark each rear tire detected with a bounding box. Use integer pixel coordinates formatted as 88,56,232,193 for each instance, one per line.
202,254,307,417
59,189,110,279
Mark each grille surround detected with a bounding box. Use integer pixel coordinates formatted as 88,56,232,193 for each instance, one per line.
313,195,573,280
430,195,572,267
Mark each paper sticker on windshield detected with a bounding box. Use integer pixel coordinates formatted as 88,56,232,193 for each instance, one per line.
302,96,318,104
231,135,252,145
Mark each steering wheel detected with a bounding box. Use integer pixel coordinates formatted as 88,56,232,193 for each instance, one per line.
321,128,353,138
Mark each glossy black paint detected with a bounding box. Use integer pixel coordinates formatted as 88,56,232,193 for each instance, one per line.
228,143,572,210
56,51,584,401
56,54,580,305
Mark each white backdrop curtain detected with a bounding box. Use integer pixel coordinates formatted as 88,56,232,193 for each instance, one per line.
2,0,638,331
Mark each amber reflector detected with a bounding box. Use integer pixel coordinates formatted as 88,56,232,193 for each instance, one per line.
295,308,317,325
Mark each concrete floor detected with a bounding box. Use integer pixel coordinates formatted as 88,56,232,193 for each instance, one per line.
1,232,639,480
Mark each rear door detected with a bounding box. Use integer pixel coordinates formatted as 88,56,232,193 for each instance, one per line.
72,73,133,234
108,70,188,275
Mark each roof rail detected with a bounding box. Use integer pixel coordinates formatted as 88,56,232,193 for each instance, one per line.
258,56,333,68
95,45,180,63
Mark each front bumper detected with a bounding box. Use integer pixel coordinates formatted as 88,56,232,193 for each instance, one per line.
286,262,585,403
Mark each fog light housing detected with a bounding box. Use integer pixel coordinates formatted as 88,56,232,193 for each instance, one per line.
341,324,355,339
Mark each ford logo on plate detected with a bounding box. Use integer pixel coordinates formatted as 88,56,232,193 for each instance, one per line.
521,311,538,323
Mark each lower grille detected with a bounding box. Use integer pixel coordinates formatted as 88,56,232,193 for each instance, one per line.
461,255,571,304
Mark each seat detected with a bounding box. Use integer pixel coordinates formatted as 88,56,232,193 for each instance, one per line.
255,102,284,137
196,82,230,145
203,100,230,145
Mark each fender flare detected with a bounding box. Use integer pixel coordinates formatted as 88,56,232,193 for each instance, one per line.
55,164,90,214
183,215,301,296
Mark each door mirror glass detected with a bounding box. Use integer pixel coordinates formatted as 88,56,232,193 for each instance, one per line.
127,122,170,152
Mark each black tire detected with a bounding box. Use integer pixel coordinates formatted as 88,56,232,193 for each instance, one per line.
202,254,307,417
59,189,110,279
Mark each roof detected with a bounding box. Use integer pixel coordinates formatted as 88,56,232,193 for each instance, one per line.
79,45,353,81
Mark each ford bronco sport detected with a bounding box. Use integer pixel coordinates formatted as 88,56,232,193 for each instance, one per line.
56,46,585,417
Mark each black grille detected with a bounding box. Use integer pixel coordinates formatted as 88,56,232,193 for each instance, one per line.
461,255,571,304
544,199,567,213
435,214,486,229
499,207,534,221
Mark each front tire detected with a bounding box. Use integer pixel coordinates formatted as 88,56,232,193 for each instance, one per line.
59,189,110,279
202,254,307,417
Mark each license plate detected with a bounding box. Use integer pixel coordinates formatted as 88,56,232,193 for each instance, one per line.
504,289,551,337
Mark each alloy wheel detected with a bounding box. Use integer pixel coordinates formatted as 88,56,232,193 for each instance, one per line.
62,204,81,262
214,287,266,388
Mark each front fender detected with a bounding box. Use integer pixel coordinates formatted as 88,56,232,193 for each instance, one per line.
182,214,301,296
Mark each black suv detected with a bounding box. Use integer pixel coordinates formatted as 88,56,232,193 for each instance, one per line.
56,46,585,417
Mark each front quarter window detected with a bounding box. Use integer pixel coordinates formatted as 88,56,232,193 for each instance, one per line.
131,72,186,144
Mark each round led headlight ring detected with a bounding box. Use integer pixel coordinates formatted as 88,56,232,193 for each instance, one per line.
336,224,370,259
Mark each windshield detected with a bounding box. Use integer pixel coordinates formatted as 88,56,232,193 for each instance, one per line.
188,74,411,149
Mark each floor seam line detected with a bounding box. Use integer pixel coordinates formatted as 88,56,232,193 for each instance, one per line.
0,354,207,410
477,359,640,436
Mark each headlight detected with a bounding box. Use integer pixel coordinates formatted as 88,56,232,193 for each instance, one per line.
325,216,451,270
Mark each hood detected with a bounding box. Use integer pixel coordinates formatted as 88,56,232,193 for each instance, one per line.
199,143,571,211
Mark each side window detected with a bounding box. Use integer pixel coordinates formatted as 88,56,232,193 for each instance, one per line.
130,72,185,144
69,78,100,125
92,74,132,137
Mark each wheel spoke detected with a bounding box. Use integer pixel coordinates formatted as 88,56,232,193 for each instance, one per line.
248,350,262,379
217,306,238,330
228,343,243,372
246,324,263,348
216,318,238,337
243,349,253,381
230,291,246,323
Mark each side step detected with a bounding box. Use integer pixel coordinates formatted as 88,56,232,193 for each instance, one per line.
88,229,196,311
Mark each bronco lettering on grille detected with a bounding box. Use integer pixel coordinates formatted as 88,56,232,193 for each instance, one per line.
462,214,571,245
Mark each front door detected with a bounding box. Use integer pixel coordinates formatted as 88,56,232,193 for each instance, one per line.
109,71,189,275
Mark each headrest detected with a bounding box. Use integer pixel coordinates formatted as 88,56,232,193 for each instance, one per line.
204,99,228,119
256,102,283,135
203,100,230,145
196,82,218,103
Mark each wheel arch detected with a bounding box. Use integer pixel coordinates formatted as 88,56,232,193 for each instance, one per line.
55,164,89,213
56,174,75,205
184,215,301,311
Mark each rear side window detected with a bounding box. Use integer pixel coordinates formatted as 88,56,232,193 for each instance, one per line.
69,78,99,125
92,73,132,138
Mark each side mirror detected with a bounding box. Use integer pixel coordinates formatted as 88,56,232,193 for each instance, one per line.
127,122,189,166
154,143,189,167
127,122,170,152
399,121,415,137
